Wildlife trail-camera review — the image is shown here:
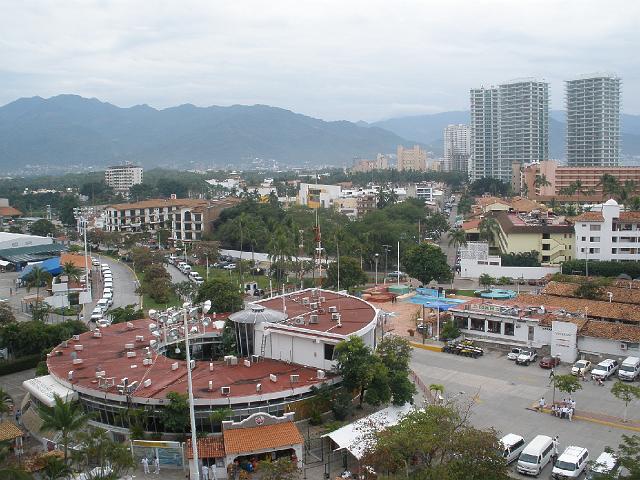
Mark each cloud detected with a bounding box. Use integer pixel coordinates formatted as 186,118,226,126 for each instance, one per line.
0,0,637,121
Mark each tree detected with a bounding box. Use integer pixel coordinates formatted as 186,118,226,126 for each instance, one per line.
628,196,640,211
196,277,243,313
61,262,81,282
24,265,52,320
41,455,72,480
611,381,640,423
469,178,511,197
575,281,604,300
440,320,461,341
402,243,452,286
0,388,12,420
331,390,354,421
533,174,551,189
448,228,467,251
29,219,56,237
129,182,156,201
377,184,399,209
161,391,190,435
551,374,582,404
478,217,499,245
109,304,145,324
79,181,113,202
0,441,30,479
598,173,621,199
0,303,16,327
376,336,416,405
174,280,198,302
360,404,509,479
479,273,495,288
423,212,450,241
191,241,219,266
334,336,376,408
325,256,367,290
602,434,640,479
36,395,89,462
72,427,134,478
364,359,392,406
257,457,300,480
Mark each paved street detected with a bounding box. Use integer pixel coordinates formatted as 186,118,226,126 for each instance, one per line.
410,347,636,478
88,254,141,315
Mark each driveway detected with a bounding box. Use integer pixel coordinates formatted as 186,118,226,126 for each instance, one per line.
410,347,634,479
90,254,141,314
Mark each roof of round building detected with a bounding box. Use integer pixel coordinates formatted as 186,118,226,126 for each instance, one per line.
46,318,334,405
229,304,287,324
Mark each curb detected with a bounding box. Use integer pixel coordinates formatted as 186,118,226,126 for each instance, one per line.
410,342,443,352
529,404,640,433
103,254,143,311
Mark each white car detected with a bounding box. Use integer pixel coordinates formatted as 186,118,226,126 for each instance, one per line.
96,299,109,312
104,281,113,288
507,347,523,360
90,312,103,322
591,359,619,380
223,263,236,270
92,259,100,266
516,350,537,366
552,446,589,479
388,270,405,278
103,291,113,302
571,359,592,376
96,318,111,328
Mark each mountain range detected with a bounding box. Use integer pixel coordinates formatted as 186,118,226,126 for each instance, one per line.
1,95,639,172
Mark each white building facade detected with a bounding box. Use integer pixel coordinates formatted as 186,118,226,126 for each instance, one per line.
444,124,471,172
574,199,640,262
104,165,143,195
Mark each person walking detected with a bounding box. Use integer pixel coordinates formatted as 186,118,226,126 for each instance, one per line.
552,436,559,464
153,456,160,475
202,464,209,480
548,367,555,384
141,456,150,474
537,396,546,412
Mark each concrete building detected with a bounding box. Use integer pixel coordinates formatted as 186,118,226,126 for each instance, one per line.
444,124,471,172
104,165,143,195
298,183,342,209
351,154,389,173
104,198,239,243
0,198,22,227
492,211,574,264
566,74,621,167
397,145,427,172
405,183,443,205
0,232,53,251
573,199,640,262
516,160,640,201
470,80,549,183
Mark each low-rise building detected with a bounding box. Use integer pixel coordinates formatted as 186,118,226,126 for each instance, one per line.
104,197,239,243
351,154,389,173
493,211,574,264
573,198,640,261
0,198,22,227
298,183,341,209
406,183,443,204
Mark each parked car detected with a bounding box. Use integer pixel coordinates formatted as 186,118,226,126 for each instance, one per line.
388,271,405,278
92,258,100,266
517,435,554,476
591,359,619,380
618,356,640,381
223,263,237,270
516,350,537,366
507,347,524,361
500,433,526,465
96,318,111,328
539,355,561,369
90,311,103,322
571,359,592,376
587,452,619,479
551,445,589,479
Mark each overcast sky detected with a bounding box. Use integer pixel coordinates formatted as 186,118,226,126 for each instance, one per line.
0,0,637,121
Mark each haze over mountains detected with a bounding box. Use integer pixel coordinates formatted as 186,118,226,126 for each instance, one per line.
1,95,639,173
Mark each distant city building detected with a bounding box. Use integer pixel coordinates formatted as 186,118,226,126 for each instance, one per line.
351,154,389,173
104,164,143,195
470,79,549,183
298,183,342,209
0,198,22,227
104,198,239,243
443,124,471,172
566,74,621,167
573,199,640,262
397,145,428,172
405,182,442,204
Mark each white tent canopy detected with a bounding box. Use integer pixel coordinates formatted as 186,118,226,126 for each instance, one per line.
23,375,78,407
321,403,412,460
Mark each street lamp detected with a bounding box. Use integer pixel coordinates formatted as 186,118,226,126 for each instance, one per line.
374,253,379,285
74,210,92,324
382,244,391,278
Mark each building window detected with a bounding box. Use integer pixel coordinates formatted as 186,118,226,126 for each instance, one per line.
487,320,501,333
612,237,618,243
581,237,586,241
542,255,550,262
542,233,550,239
324,344,335,360
454,316,467,330
542,244,550,251
612,248,618,254
590,225,601,231
590,237,600,242
470,318,484,331
504,323,515,336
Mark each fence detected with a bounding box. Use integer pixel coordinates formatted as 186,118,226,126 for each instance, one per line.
409,369,433,403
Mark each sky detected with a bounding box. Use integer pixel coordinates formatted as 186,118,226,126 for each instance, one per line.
0,0,638,122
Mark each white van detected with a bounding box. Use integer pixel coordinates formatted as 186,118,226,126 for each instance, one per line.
517,435,554,476
552,446,588,479
618,356,640,381
96,299,109,312
587,452,619,479
500,433,526,465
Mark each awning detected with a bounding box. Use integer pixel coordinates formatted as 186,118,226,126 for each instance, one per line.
20,257,62,278
0,260,9,267
0,244,65,264
321,403,412,460
23,375,77,407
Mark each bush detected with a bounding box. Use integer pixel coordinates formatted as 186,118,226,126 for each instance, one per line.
562,259,640,278
0,354,42,375
500,251,540,267
331,390,353,421
440,321,461,341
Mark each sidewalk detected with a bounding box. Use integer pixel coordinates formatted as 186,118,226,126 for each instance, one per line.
527,402,640,432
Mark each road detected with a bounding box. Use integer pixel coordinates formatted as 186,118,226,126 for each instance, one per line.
410,347,634,479
89,254,141,314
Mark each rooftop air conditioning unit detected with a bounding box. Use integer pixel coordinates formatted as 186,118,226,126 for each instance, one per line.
302,297,310,305
130,364,137,369
256,383,262,392
74,344,84,351
73,358,83,365
309,315,319,324
328,306,338,313
143,379,152,388
251,354,261,363
295,317,305,325
290,374,300,383
331,313,340,321
318,296,326,303
148,323,157,331
171,362,179,371
127,322,134,329
93,332,102,338
317,369,326,379
209,362,214,371
72,335,80,341
269,374,277,382
136,335,144,342
143,358,152,366
221,386,231,395
310,302,318,309
126,351,136,358
208,381,213,391
68,371,74,380
190,360,195,370
95,371,105,378
125,343,134,350
244,359,251,368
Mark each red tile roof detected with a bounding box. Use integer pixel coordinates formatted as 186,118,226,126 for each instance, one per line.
572,211,604,222
462,219,481,231
186,436,225,459
0,206,22,217
619,211,640,221
223,422,303,455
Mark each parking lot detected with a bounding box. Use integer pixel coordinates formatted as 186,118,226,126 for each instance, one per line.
410,347,639,478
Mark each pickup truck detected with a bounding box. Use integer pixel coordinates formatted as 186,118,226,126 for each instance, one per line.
515,350,537,366
507,347,523,360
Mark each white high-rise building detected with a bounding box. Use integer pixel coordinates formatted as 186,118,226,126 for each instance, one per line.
566,74,621,167
105,164,143,195
470,79,549,183
443,124,471,172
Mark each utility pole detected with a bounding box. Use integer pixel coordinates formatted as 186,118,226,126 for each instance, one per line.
374,253,379,285
382,244,391,277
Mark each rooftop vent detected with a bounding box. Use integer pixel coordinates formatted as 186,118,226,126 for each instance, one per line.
269,374,277,382
72,335,80,341
309,314,319,324
74,344,84,351
135,335,144,342
317,369,326,379
143,379,152,388
244,359,251,368
221,386,231,395
256,383,262,392
302,297,310,305
328,306,338,313
251,354,261,363
290,374,299,383
171,362,179,371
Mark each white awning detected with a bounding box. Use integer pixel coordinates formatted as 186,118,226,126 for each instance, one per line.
0,260,9,267
321,403,412,460
23,375,77,408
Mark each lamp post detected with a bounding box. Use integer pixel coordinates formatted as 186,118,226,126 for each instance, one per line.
382,244,391,278
374,253,379,285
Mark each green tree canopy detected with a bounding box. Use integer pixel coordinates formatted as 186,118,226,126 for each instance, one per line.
29,219,57,237
402,243,452,285
325,256,367,290
196,277,243,313
335,336,377,408
161,391,190,435
36,396,88,462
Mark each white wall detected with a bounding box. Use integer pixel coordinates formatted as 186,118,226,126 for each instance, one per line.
459,258,559,279
578,336,640,360
551,321,578,363
0,233,53,250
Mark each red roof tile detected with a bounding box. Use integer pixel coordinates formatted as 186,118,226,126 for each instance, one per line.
186,436,225,459
0,206,22,217
619,211,640,221
223,422,303,455
572,211,604,222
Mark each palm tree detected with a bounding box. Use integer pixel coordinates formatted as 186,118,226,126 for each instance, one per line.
478,217,499,245
598,173,621,199
267,228,294,284
534,174,551,189
559,185,576,196
24,265,52,320
617,180,636,207
628,196,640,212
0,441,30,480
448,228,467,251
61,262,81,282
36,395,89,463
42,455,72,480
0,388,12,420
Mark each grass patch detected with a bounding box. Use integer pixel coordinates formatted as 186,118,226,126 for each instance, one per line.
193,265,273,290
454,289,477,297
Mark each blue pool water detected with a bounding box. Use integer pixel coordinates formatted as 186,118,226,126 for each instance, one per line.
407,294,467,311
475,288,517,299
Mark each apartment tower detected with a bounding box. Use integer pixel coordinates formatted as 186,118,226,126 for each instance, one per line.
443,124,471,172
397,145,428,171
566,74,621,167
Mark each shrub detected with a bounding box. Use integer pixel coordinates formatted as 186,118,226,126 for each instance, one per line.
0,354,42,375
331,390,353,421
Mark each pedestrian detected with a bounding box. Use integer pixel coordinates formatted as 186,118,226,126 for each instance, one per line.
552,436,559,463
568,408,573,422
211,465,217,480
537,396,546,412
15,409,21,424
153,456,160,474
141,456,150,474
202,464,209,480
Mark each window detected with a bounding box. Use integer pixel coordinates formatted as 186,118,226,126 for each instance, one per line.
487,320,501,333
542,244,550,251
542,255,550,262
581,237,586,241
612,248,617,254
590,224,601,231
454,316,467,330
324,344,335,360
504,323,515,336
590,237,600,242
542,233,550,239
470,318,484,331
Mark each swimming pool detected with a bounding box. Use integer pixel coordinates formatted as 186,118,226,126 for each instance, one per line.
474,288,517,299
406,294,467,311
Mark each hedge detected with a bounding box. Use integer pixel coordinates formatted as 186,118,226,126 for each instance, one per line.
0,353,42,376
562,260,640,278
